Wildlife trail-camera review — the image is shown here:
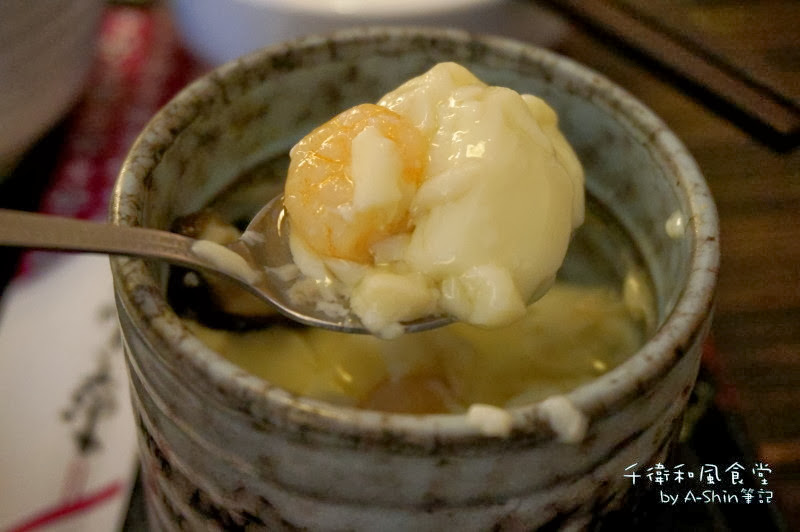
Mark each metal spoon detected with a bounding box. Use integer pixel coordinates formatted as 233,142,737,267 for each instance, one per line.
0,196,451,334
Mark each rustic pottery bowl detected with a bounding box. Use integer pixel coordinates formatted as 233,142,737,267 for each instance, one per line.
110,27,719,530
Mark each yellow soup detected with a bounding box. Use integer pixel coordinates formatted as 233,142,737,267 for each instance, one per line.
185,282,645,414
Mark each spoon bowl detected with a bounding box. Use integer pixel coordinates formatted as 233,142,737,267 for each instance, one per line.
0,201,451,334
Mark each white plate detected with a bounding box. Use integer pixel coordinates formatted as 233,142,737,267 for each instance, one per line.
0,255,138,532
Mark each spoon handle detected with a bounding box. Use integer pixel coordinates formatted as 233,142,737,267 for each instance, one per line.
0,208,197,266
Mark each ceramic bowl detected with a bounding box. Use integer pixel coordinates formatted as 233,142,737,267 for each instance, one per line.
0,0,104,174
168,0,566,66
110,27,719,530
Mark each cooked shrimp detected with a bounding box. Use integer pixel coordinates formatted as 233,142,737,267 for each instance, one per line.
284,103,428,264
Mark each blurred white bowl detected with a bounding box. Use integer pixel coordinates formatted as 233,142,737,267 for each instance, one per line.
0,0,104,174
169,0,566,66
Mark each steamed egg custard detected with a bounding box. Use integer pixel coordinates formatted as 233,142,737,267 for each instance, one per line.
173,204,652,417
184,281,647,417
283,62,584,337
167,62,654,422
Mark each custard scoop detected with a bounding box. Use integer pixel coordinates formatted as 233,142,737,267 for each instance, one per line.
0,202,452,334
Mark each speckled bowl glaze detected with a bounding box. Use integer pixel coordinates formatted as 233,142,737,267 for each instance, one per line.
110,27,719,531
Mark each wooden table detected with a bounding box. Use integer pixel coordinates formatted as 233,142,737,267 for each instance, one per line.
547,7,799,529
